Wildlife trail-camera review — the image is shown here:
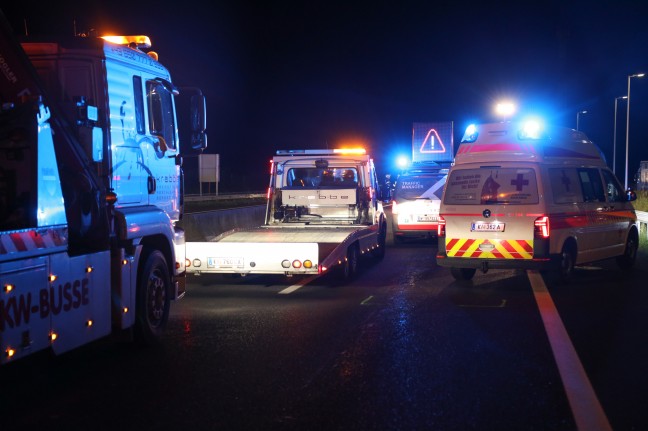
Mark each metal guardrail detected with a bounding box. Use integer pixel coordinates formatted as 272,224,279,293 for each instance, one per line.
637,210,648,239
184,193,265,202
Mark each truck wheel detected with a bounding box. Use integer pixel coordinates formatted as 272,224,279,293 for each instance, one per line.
616,229,638,270
450,267,476,281
340,243,359,281
136,249,171,345
371,223,387,260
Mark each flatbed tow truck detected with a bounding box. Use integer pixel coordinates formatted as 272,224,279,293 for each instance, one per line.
185,148,387,281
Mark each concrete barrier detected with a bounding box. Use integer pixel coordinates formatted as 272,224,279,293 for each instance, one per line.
179,205,267,241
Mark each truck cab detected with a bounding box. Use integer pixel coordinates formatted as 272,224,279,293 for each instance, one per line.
269,148,382,227
0,14,206,365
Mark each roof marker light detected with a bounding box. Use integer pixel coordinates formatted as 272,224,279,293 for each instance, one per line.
519,119,544,140
101,35,152,49
396,155,409,169
333,148,366,155
462,124,479,143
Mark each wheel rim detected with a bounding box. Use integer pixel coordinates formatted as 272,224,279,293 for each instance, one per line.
560,249,574,278
147,268,167,326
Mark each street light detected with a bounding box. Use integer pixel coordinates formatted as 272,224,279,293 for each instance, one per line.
625,72,645,189
613,95,627,174
576,110,588,131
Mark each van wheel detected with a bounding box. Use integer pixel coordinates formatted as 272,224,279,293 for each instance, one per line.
450,267,476,281
617,229,638,270
557,243,576,284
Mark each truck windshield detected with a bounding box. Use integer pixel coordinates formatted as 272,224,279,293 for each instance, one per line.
287,167,358,188
394,173,446,201
444,168,539,205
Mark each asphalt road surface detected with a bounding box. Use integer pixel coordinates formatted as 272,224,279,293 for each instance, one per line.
2,239,648,430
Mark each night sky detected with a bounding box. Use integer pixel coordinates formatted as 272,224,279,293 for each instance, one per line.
3,1,648,193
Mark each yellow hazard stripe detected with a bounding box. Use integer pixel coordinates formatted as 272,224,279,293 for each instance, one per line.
446,238,533,259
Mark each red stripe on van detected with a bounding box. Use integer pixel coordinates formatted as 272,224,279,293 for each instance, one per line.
465,143,527,153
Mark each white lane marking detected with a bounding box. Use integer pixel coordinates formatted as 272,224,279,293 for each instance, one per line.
361,295,374,305
278,275,319,294
458,299,507,308
527,270,612,431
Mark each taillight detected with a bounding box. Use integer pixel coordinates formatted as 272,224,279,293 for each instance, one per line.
437,216,446,237
534,216,550,238
391,201,399,214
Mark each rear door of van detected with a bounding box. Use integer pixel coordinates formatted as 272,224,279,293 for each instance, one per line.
441,164,540,262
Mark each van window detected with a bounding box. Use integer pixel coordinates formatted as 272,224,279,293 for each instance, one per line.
549,168,584,204
601,169,625,202
578,168,605,202
444,168,538,205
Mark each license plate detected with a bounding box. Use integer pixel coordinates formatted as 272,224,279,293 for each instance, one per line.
417,215,438,222
471,221,505,232
208,257,244,269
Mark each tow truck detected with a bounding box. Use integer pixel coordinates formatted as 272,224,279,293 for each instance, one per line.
185,148,387,281
0,10,206,365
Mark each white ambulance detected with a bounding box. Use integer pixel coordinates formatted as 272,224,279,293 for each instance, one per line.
436,120,638,282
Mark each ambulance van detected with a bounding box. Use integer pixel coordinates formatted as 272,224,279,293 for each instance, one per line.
436,120,638,282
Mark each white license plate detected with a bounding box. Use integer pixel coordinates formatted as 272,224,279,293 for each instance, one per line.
471,221,505,232
208,257,244,269
417,215,438,222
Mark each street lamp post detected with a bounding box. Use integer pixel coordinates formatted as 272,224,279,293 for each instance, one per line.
625,72,645,189
613,96,627,174
576,110,588,131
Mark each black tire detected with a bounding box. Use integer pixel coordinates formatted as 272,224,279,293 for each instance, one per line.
393,234,405,244
450,267,476,281
617,229,638,270
339,243,359,282
135,249,171,345
556,243,576,284
371,223,387,260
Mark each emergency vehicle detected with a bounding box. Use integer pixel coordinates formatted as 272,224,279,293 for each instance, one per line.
390,161,449,243
0,11,206,365
185,148,387,281
436,120,638,282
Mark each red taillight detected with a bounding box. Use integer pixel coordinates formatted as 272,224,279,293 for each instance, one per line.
534,216,550,238
437,216,446,237
391,200,398,214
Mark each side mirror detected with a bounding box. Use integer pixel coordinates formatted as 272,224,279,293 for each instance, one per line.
190,94,207,151
626,188,637,201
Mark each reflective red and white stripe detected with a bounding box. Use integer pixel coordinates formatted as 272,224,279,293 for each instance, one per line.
0,227,68,255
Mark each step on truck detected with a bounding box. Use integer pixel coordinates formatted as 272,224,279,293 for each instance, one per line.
185,148,387,282
0,10,207,365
